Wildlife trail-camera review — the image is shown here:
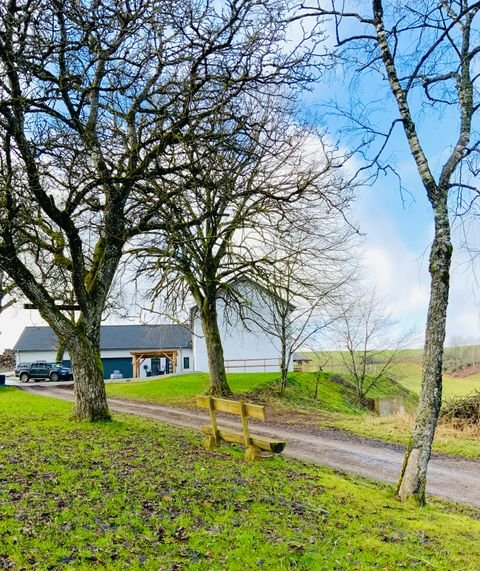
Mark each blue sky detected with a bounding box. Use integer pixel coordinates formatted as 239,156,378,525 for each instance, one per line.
317,75,480,347
1,151,476,352
293,11,480,350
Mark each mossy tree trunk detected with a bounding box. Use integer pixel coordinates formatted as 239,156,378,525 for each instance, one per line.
369,0,473,502
69,334,110,421
55,342,65,364
199,300,232,397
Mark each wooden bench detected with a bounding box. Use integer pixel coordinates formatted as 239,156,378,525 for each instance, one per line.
196,395,286,460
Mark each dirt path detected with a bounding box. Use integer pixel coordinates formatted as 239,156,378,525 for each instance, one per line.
23,386,480,509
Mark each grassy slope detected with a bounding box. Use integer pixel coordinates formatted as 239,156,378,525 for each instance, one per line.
2,386,480,570
106,372,279,405
300,353,480,458
327,361,480,458
107,371,413,412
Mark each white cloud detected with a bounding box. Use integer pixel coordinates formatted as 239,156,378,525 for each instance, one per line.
362,242,429,330
0,305,47,352
408,285,430,311
363,247,394,290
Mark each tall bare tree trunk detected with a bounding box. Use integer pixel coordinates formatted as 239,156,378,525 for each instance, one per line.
200,306,232,397
396,197,451,504
280,345,288,394
279,315,289,394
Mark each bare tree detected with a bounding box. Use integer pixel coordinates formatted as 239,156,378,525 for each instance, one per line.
242,221,354,393
0,271,15,314
309,350,332,400
330,291,409,403
0,0,314,417
132,110,350,396
298,0,480,504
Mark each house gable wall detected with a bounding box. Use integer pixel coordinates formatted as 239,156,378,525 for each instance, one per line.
193,281,292,373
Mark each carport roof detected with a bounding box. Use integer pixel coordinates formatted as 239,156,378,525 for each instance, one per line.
13,324,192,352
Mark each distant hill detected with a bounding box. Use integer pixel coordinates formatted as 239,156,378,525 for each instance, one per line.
300,347,480,399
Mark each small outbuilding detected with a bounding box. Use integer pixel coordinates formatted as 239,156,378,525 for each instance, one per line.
292,353,312,372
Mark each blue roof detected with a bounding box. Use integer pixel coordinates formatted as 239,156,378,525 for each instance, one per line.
13,324,192,351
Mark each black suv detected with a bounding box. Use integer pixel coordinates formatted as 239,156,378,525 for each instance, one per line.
15,361,73,383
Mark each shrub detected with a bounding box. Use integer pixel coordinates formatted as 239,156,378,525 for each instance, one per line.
441,392,480,427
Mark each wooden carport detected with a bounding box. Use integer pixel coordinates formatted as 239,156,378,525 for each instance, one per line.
131,350,178,378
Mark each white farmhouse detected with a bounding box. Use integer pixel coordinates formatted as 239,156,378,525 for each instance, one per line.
192,280,291,374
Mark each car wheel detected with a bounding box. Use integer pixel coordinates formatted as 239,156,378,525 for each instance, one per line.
19,372,29,383
50,372,59,382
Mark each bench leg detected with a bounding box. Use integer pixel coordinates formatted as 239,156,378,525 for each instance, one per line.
203,435,218,450
245,445,262,461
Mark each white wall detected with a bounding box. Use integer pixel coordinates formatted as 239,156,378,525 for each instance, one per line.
16,351,56,364
178,348,194,373
193,283,292,373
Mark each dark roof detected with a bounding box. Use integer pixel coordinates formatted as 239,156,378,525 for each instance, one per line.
13,324,192,352
292,352,312,362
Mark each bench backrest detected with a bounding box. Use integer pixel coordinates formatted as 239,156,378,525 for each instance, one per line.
196,395,266,447
196,395,265,420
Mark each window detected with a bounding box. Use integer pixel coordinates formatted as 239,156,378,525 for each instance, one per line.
183,357,190,370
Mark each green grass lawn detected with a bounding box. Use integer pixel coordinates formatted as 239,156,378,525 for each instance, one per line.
107,371,414,413
106,372,280,405
391,361,480,398
2,386,480,570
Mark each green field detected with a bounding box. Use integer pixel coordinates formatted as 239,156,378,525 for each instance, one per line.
106,372,278,404
106,370,415,413
2,386,480,570
303,349,480,398
390,361,480,398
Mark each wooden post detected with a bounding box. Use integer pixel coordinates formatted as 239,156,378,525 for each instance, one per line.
240,401,251,447
208,397,219,447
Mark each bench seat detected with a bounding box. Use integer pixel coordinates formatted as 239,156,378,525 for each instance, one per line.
201,424,286,453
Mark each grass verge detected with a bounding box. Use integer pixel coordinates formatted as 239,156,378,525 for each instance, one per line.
106,372,279,405
322,412,480,459
1,386,480,570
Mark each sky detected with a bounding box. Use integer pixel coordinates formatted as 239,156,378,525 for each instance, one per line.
1,4,480,352
298,3,480,350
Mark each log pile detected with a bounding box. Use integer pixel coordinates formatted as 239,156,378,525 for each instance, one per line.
0,349,15,370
